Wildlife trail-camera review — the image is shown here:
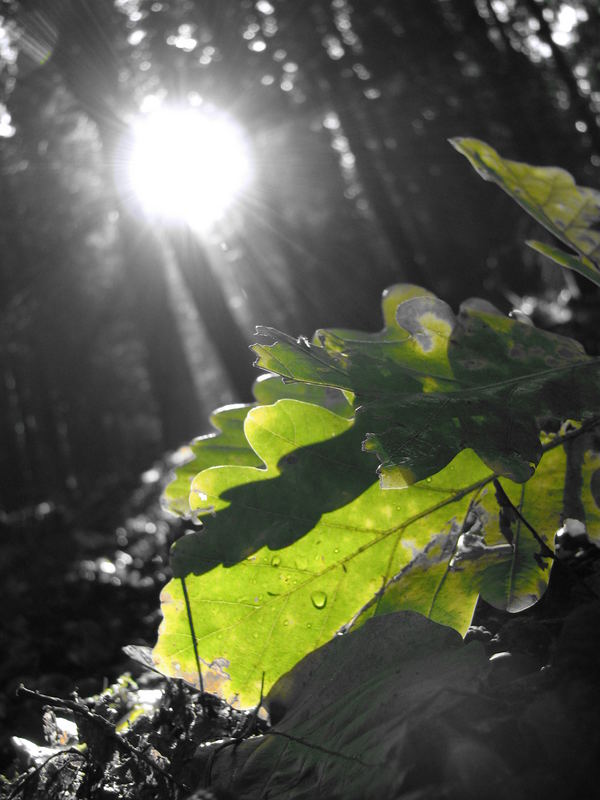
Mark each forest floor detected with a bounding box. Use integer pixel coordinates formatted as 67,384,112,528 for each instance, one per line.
2,292,600,800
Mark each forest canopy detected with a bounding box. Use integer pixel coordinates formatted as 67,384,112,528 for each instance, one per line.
2,3,600,799
1,0,599,513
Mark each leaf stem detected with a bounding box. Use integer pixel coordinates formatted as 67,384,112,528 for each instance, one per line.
180,576,204,694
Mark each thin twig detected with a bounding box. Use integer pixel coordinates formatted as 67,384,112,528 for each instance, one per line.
492,478,555,560
544,417,600,451
492,480,600,600
204,673,267,787
180,576,204,694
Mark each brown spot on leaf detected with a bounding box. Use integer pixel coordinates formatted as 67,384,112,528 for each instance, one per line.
202,657,232,697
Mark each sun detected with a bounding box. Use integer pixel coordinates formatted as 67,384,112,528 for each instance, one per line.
126,106,252,229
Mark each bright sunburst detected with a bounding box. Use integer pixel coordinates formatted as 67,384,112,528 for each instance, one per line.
127,106,252,229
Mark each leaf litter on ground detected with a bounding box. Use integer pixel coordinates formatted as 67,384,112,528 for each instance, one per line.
8,595,600,800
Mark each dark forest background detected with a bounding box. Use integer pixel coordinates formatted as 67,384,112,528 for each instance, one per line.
1,0,599,515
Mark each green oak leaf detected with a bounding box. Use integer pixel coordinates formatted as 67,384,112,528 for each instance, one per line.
208,613,488,800
153,392,598,706
163,373,353,517
164,404,260,518
451,137,600,287
581,451,600,548
350,432,599,633
526,240,600,288
561,428,600,548
252,284,599,488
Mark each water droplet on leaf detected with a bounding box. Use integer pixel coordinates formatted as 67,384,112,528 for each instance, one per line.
311,591,327,609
